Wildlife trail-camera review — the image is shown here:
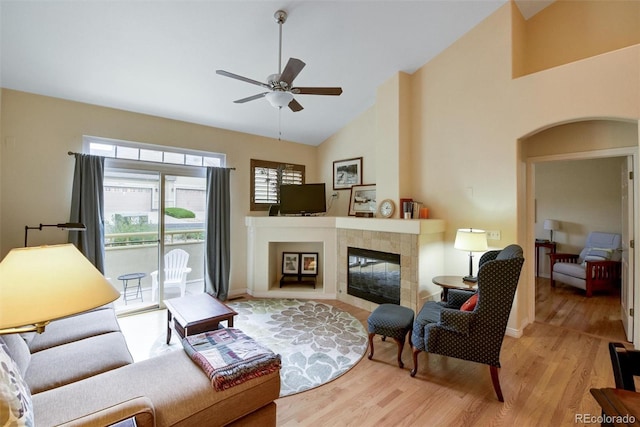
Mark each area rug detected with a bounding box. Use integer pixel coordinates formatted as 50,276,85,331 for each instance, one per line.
150,299,368,397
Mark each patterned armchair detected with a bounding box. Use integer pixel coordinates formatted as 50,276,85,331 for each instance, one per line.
410,244,524,402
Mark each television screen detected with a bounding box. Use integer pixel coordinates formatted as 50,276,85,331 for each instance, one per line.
279,183,327,215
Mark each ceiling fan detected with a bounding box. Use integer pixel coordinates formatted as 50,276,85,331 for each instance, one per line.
216,10,342,112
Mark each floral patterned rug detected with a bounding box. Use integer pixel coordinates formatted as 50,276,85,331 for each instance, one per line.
150,298,368,397
226,299,367,397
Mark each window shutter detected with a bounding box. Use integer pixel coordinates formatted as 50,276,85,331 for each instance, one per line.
250,159,305,211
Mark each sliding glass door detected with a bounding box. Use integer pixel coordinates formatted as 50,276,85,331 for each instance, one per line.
103,167,205,314
103,169,160,313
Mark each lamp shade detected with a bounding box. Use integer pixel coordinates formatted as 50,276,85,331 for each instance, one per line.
0,244,120,332
543,219,560,231
454,228,488,252
265,91,294,108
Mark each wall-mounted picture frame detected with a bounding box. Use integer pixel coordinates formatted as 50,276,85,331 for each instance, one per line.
349,184,377,216
282,252,300,275
301,253,319,275
333,157,363,190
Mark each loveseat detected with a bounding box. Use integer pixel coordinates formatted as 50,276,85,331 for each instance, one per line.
0,304,280,426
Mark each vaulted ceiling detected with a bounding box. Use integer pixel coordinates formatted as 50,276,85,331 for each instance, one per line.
0,1,553,146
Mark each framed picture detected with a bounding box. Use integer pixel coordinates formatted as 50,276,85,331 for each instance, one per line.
282,252,299,275
333,157,363,190
301,253,319,275
349,184,377,216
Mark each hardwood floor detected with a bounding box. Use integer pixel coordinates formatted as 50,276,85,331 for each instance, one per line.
118,284,628,426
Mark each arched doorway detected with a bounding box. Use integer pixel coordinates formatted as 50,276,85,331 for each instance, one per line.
519,119,639,346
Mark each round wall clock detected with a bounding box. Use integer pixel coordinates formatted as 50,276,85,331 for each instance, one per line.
378,199,396,218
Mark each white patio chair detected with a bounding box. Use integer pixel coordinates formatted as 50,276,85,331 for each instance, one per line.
151,248,192,301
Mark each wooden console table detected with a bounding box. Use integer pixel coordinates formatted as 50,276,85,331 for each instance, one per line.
590,387,640,426
535,241,556,277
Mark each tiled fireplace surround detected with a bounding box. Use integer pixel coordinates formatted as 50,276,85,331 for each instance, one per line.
245,217,445,314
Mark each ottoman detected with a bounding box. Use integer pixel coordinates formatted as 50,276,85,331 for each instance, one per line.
367,304,415,368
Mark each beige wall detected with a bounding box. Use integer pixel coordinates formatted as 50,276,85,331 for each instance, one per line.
318,107,377,216
0,89,318,295
535,157,625,252
516,0,640,76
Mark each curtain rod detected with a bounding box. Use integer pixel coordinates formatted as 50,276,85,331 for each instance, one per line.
67,151,236,170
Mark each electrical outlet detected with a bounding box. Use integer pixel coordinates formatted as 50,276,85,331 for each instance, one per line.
486,230,501,240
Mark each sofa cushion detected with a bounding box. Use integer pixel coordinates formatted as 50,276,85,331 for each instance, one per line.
32,350,280,427
27,307,122,353
0,334,31,377
25,332,133,394
0,340,34,427
554,262,587,280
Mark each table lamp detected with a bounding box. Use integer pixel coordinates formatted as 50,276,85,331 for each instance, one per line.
454,228,488,282
543,219,560,242
0,244,120,334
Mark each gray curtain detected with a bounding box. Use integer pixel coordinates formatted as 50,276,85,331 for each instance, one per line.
69,153,105,272
204,167,231,300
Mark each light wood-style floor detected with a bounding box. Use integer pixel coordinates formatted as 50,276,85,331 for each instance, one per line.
119,278,629,426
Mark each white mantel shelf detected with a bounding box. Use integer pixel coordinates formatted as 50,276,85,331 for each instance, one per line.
245,216,445,235
335,217,445,235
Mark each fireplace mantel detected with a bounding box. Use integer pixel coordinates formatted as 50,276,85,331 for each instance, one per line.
245,216,445,311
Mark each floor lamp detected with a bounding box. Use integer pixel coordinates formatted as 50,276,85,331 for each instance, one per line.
24,222,86,247
0,244,119,334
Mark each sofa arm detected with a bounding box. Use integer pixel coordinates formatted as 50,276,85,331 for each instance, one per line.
549,253,579,265
585,260,621,280
59,396,155,427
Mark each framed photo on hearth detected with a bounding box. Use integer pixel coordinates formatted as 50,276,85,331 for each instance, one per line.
301,253,318,275
333,157,363,190
282,252,299,275
349,184,376,216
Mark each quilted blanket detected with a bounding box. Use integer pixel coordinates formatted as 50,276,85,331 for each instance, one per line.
182,328,281,391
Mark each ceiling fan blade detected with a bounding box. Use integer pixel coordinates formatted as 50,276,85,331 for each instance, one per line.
288,98,304,112
291,87,343,96
216,70,270,89
234,92,269,104
279,58,306,86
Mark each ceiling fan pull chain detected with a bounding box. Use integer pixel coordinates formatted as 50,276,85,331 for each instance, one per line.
278,107,282,141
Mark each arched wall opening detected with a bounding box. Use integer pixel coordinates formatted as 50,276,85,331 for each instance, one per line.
518,118,639,345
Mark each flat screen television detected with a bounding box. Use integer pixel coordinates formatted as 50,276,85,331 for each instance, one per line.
279,183,326,216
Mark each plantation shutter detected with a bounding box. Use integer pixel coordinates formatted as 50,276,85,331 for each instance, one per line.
250,159,305,211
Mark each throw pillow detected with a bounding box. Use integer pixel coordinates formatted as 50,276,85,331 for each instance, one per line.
0,341,34,427
460,293,478,312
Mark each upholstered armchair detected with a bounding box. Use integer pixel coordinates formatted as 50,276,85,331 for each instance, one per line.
410,244,524,402
550,232,621,297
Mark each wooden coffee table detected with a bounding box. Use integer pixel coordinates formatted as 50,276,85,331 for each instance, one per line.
164,293,237,344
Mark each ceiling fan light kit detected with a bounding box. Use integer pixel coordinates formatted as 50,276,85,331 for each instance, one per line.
265,91,294,108
216,9,342,112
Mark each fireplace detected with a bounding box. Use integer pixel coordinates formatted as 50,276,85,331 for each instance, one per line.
347,247,400,305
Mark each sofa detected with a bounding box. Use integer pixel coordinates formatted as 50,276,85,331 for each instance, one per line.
0,304,280,426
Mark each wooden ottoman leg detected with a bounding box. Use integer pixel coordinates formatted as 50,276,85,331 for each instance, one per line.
368,333,375,360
